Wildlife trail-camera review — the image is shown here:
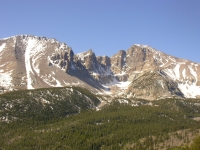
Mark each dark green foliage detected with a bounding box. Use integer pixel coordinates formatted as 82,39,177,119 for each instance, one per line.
73,86,100,106
190,136,200,150
1,97,200,149
0,86,100,123
170,136,200,150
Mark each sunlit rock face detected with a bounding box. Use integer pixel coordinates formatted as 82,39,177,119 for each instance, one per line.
0,35,200,100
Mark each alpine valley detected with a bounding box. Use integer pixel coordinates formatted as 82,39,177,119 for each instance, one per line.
0,35,200,100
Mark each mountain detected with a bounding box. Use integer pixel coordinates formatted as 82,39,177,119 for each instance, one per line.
0,35,200,100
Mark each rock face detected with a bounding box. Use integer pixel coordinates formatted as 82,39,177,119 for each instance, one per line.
125,71,184,100
0,35,101,93
0,35,200,100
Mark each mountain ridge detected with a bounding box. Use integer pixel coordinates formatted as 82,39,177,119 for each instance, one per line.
0,35,200,100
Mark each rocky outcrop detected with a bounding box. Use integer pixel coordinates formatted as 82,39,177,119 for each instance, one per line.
125,70,184,100
111,50,126,74
49,46,73,72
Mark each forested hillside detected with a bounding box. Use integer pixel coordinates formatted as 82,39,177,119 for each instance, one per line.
0,87,100,123
1,92,200,149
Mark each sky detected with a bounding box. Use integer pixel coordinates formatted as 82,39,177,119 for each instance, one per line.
0,0,200,63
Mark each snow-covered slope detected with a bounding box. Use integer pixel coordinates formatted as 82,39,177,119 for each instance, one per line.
163,62,200,98
0,35,100,93
0,35,200,100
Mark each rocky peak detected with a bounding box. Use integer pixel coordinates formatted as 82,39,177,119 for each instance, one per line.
126,44,156,61
76,49,94,60
76,49,98,72
97,56,111,66
111,50,126,74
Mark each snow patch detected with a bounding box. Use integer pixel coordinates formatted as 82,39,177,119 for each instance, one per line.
25,39,36,89
0,43,6,52
24,37,48,89
157,80,164,89
76,51,91,61
41,74,62,87
63,80,70,85
164,64,181,80
72,82,81,85
55,78,62,87
0,62,9,67
118,99,129,104
164,69,177,80
182,69,186,79
104,77,131,89
134,44,148,48
115,72,126,76
188,66,197,83
178,83,200,98
0,69,14,88
174,64,180,79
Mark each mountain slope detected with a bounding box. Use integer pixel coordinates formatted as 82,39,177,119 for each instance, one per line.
0,35,102,93
0,86,100,122
125,70,184,100
0,35,200,100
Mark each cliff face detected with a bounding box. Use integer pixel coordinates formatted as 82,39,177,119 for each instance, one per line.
0,35,200,100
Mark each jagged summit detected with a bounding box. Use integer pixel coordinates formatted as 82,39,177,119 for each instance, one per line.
76,49,95,60
0,35,200,100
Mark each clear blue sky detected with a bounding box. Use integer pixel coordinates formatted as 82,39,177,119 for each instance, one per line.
0,0,200,63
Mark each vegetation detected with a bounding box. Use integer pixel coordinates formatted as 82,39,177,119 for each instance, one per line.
1,88,200,149
0,86,100,123
171,135,200,150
